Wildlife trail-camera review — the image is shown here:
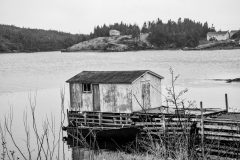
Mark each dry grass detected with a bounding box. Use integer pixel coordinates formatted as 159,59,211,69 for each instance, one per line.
94,151,157,160
72,149,165,160
198,39,213,45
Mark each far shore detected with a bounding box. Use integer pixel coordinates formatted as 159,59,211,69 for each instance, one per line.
1,46,240,54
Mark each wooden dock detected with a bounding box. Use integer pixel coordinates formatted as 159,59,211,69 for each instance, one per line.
63,94,240,159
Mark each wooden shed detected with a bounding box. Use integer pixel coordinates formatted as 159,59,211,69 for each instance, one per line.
66,70,164,113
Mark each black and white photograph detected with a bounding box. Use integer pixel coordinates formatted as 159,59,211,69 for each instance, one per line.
1,0,240,159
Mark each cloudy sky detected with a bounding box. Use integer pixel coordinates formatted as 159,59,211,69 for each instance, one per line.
1,0,240,34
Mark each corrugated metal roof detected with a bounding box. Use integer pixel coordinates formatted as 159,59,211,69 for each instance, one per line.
66,70,164,83
207,31,229,36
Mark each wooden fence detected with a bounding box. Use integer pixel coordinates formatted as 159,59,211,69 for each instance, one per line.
197,117,240,159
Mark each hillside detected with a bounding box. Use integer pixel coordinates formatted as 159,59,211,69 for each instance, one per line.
63,34,152,52
0,24,89,53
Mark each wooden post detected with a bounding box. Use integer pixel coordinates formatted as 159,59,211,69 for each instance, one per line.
200,102,205,160
120,113,123,124
67,109,69,124
92,113,94,124
125,114,128,124
162,115,166,136
83,112,87,125
113,118,116,124
162,115,167,158
225,94,228,113
98,112,102,125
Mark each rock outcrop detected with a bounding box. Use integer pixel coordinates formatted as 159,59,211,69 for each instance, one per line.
62,34,152,52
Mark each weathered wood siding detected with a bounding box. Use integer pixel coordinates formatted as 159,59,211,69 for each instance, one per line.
82,93,93,111
69,72,162,112
99,84,132,113
69,82,82,111
132,73,162,111
69,83,93,111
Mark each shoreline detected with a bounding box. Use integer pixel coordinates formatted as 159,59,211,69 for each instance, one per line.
1,46,240,54
183,40,240,51
183,46,240,51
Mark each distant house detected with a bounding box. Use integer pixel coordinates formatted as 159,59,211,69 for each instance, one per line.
66,70,164,113
109,29,120,36
230,30,239,38
207,31,230,41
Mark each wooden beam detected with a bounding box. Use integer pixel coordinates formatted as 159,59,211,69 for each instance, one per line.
205,135,240,141
197,123,240,131
199,130,240,137
203,119,240,123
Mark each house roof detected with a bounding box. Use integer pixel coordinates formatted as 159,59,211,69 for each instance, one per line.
66,70,164,83
109,29,120,32
207,31,229,36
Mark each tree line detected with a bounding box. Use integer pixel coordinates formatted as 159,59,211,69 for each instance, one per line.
0,24,90,53
0,18,216,53
91,18,215,48
90,22,140,39
146,18,214,48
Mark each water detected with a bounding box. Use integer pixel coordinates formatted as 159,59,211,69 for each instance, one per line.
0,50,240,159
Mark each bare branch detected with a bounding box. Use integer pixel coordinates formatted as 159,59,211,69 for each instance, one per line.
4,107,27,160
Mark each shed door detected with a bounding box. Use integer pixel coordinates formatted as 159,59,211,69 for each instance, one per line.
142,81,151,109
92,84,100,111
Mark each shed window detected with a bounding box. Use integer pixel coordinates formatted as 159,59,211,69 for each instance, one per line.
83,83,91,92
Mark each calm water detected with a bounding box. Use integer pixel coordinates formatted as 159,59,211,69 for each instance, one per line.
1,50,240,159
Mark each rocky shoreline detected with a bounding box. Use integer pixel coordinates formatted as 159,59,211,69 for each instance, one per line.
183,41,240,51
63,36,240,52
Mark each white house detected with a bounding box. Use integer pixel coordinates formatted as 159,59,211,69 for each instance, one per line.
207,31,230,41
66,70,164,113
230,30,239,38
109,29,120,36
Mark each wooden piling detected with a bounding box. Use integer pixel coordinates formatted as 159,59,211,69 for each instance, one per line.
225,94,228,113
200,101,205,160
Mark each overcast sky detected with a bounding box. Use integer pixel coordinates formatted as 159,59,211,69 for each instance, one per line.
1,0,240,34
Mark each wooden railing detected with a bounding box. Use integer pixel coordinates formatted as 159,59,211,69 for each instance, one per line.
67,111,133,127
67,110,196,136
